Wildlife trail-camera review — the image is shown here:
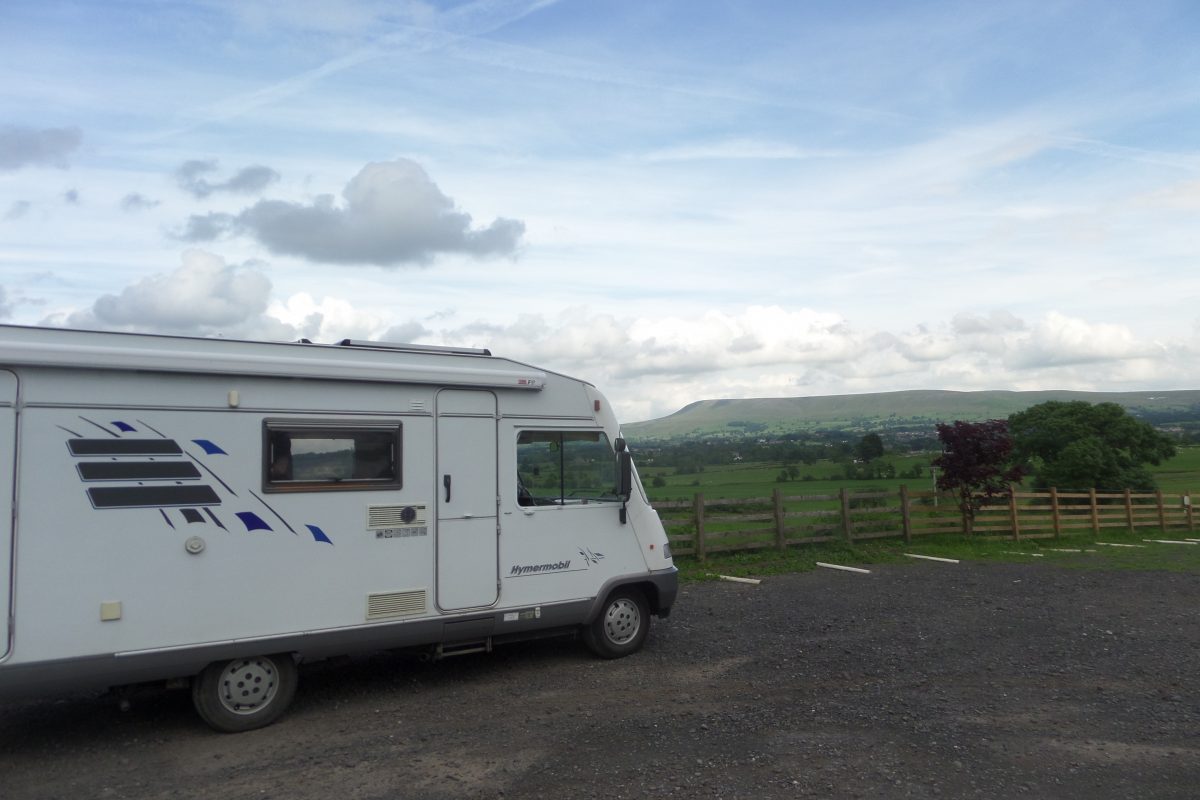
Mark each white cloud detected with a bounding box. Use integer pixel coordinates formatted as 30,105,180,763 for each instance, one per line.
177,212,235,241
175,159,280,198
264,292,395,342
0,125,82,171
952,310,1026,336
1006,312,1160,369
31,263,1196,422
381,320,431,343
120,193,160,212
419,307,1193,421
52,249,292,338
1137,178,1200,211
182,159,525,266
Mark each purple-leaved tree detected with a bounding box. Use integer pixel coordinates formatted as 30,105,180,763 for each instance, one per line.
933,420,1025,533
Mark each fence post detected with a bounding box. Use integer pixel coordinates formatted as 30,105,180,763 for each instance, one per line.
1008,485,1021,541
1188,492,1195,534
693,492,706,562
1123,488,1134,533
1156,489,1166,533
1049,487,1061,539
839,487,853,542
900,484,912,543
1089,488,1100,536
773,487,785,552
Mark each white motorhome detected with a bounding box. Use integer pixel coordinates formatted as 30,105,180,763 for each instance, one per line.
0,324,676,731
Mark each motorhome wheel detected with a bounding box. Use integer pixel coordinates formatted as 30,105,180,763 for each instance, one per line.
583,587,649,659
192,654,298,733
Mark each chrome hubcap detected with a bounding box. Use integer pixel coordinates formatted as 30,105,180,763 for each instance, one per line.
217,658,279,715
603,598,641,645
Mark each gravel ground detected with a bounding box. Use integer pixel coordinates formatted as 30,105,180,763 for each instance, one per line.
2,561,1198,799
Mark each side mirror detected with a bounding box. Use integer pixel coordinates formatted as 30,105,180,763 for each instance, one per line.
617,448,633,525
618,451,632,499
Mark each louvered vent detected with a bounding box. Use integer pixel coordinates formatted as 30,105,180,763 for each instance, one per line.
410,400,427,412
367,504,427,530
367,589,427,620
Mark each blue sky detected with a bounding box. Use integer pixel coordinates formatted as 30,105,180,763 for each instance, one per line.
2,0,1199,421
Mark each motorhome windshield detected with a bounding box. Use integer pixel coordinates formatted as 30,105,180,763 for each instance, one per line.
516,430,620,506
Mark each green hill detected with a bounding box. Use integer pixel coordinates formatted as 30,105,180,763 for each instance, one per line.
623,389,1200,442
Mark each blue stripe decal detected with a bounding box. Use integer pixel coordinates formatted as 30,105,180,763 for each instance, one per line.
112,421,136,432
160,509,175,529
306,524,333,545
236,512,272,532
249,489,296,534
192,439,227,455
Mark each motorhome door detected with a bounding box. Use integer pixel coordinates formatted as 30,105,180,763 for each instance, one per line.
435,390,499,610
0,370,15,658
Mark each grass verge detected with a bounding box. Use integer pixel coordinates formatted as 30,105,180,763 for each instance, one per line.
674,527,1200,582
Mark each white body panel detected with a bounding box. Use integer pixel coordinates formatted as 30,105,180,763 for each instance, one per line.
0,325,676,697
1,371,15,659
14,405,437,661
436,390,500,611
498,420,650,608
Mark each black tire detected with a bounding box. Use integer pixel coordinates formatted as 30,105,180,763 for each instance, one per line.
191,653,298,733
582,587,650,659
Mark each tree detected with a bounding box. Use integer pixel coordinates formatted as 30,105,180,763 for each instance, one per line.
774,465,800,483
933,420,1025,532
856,433,885,462
1008,401,1176,491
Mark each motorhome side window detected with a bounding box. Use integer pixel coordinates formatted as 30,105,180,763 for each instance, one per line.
516,431,619,506
264,423,401,492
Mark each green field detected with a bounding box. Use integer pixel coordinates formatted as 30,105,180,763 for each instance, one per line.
642,455,924,504
1148,444,1200,493
646,446,1200,579
642,446,1200,504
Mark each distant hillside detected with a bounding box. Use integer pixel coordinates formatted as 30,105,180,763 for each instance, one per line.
623,389,1200,442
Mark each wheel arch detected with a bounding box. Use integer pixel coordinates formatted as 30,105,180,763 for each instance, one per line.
584,570,676,623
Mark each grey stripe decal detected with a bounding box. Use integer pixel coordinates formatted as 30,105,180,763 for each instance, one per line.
69,439,183,456
87,485,221,509
77,462,202,481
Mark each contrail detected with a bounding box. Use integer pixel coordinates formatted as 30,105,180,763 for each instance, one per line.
137,0,563,142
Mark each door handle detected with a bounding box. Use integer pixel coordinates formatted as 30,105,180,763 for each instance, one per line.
443,474,451,502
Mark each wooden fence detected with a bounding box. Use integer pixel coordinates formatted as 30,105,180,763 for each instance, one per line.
654,486,1196,559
